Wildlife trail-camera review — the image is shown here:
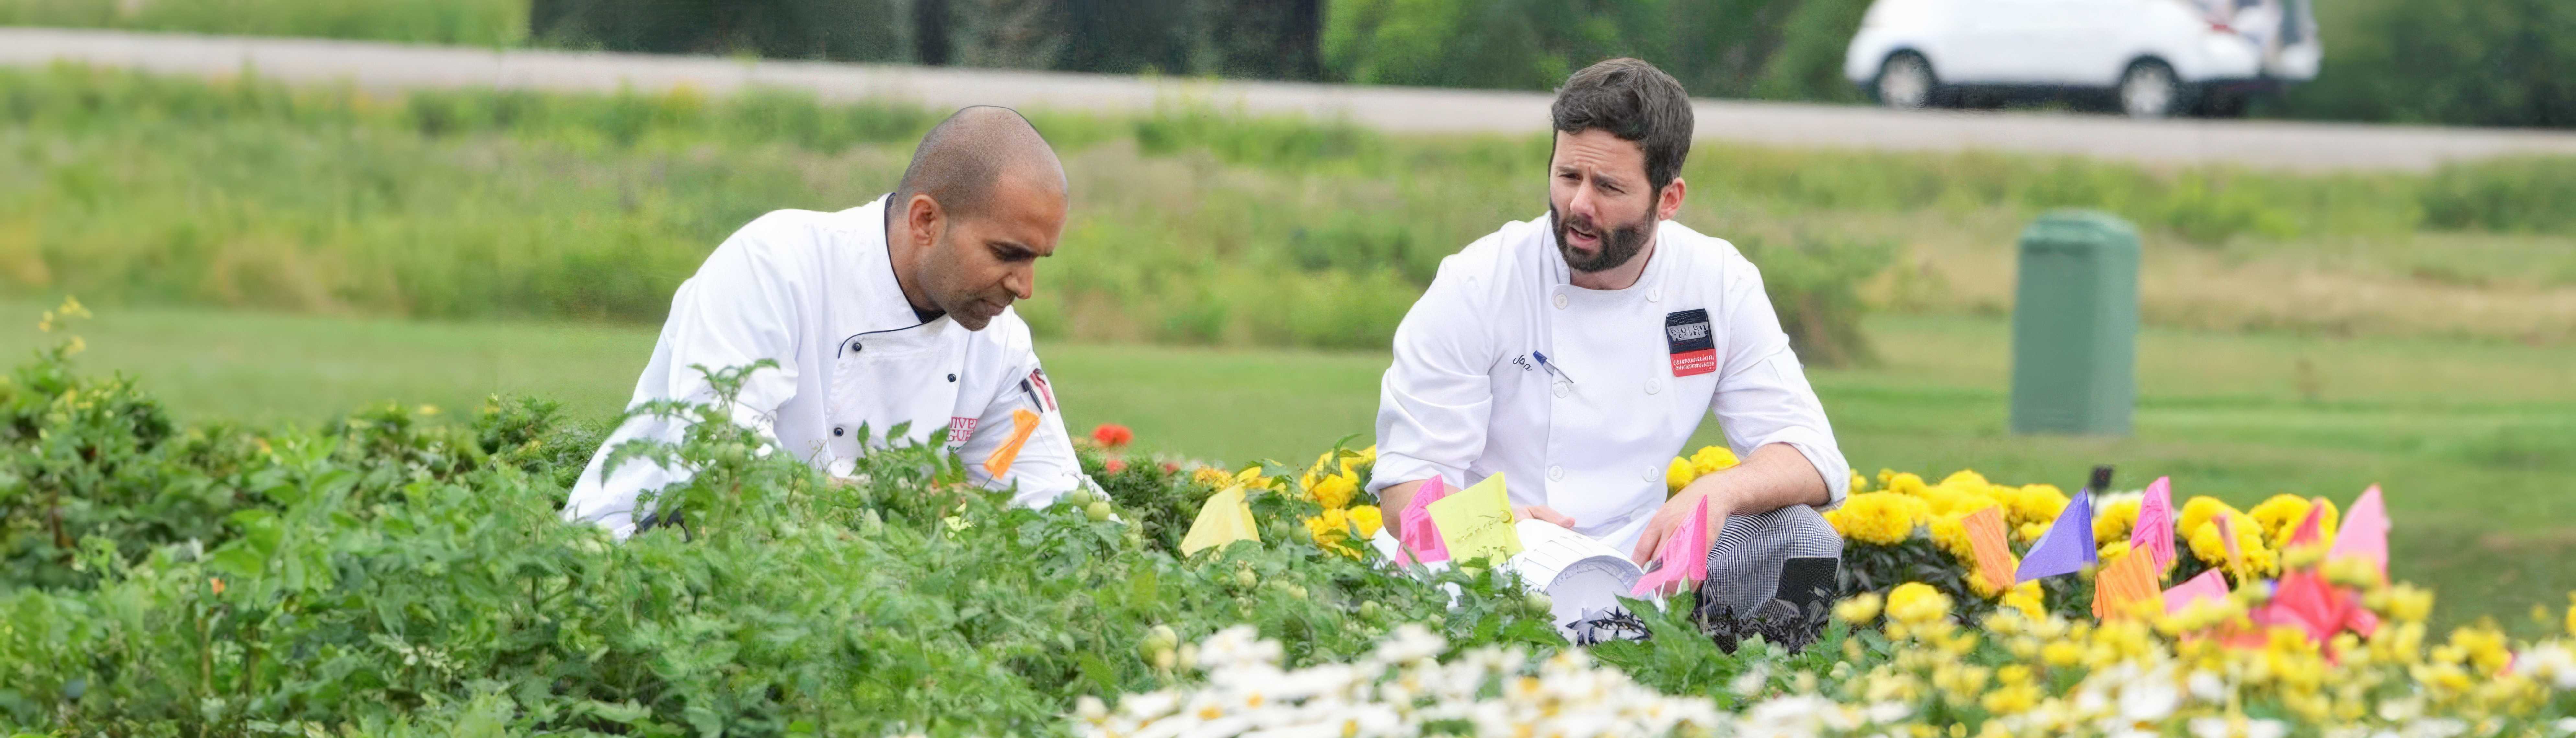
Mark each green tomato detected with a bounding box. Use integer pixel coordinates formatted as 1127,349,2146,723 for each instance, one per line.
1065,488,1095,507
1523,592,1554,616
1235,569,1258,590
1086,501,1113,522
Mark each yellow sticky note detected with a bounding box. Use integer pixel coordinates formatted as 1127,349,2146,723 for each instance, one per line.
1179,486,1261,557
1427,473,1521,563
982,408,1041,479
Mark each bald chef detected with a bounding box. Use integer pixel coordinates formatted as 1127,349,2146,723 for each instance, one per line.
1371,59,1849,615
563,106,1091,538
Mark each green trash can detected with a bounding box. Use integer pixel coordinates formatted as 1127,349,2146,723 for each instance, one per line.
2010,210,2139,436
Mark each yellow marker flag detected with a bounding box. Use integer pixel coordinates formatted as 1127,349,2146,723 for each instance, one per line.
1427,473,1521,563
1179,485,1260,556
2092,547,2161,620
983,408,1041,479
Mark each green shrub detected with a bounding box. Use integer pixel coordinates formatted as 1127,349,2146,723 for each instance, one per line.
1735,234,1892,368
2419,156,2576,234
0,329,1681,733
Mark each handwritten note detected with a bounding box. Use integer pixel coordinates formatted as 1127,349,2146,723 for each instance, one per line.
1428,473,1522,563
1179,485,1261,557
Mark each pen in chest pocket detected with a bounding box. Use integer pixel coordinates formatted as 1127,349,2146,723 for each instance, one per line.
1533,351,1577,386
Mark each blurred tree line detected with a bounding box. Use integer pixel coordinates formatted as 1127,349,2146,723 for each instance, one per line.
528,0,2570,128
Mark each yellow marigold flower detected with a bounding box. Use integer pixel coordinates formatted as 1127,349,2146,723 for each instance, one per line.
2041,641,2082,667
2098,540,2130,562
1666,457,1697,494
2249,494,2313,545
1690,445,1739,476
2447,624,2511,674
1303,509,1357,558
2566,593,2576,638
1887,582,1952,626
1234,464,1280,491
1885,471,1928,497
2009,484,2068,526
1192,466,1233,488
2093,495,2142,543
1308,473,1357,510
2178,496,2240,539
1849,470,1871,493
1937,469,1990,491
1929,511,1975,563
1348,505,1384,539
2365,584,2434,624
2000,583,2046,620
1835,592,1884,624
1825,492,1930,546
2016,521,2047,544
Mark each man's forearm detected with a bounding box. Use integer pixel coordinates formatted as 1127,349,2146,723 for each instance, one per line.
1684,443,1829,517
1375,479,1428,538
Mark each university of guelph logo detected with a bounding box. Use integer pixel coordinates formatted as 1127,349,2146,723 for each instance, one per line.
946,416,978,450
1665,309,1717,377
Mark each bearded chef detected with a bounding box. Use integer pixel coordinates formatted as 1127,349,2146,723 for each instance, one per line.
1370,59,1849,616
564,106,1091,538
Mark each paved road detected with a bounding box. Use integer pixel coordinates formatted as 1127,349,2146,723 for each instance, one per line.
9,26,2576,172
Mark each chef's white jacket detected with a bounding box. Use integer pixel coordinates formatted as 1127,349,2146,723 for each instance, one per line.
1369,212,1851,554
563,195,1087,538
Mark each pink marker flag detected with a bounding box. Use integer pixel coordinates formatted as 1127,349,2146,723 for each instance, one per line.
2287,503,2329,548
2130,476,2177,573
2327,485,2390,581
1396,476,1452,566
2162,569,2231,615
1631,497,1712,597
2016,491,2096,583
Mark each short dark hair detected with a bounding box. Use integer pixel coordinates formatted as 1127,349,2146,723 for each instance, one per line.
893,105,1063,220
1550,58,1694,194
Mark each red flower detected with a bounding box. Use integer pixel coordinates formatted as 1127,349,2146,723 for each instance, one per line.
1104,456,1128,474
1162,462,1181,474
1091,423,1134,449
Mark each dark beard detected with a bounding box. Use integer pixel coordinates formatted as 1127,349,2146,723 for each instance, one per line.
1550,203,1653,274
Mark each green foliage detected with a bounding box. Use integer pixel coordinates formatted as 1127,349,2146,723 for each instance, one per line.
1734,234,1892,367
2418,156,2576,234
0,330,1623,733
11,66,2574,362
2272,0,2576,129
0,0,528,46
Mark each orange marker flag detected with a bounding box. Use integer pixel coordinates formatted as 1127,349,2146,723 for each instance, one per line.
2092,550,2161,621
982,408,1042,479
1961,507,2019,593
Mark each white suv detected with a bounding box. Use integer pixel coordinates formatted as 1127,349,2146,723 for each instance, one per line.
1843,0,2321,117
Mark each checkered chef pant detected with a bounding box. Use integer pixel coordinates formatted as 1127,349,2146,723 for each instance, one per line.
1697,504,1844,615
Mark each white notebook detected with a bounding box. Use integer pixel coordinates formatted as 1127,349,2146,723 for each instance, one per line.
1370,520,1650,640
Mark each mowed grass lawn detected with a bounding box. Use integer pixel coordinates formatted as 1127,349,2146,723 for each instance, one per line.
5,300,2570,630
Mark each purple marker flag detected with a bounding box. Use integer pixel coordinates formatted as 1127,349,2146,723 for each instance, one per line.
2016,490,2097,583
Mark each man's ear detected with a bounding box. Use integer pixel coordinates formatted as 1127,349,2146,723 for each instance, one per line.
905,194,945,248
1655,178,1687,221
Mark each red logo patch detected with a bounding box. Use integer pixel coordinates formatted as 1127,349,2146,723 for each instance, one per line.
1666,309,1717,377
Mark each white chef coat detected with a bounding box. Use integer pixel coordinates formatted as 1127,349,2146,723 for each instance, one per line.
563,195,1088,538
1369,211,1851,554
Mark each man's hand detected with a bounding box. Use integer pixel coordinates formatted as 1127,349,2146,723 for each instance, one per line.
1630,486,1731,567
1630,443,1833,579
1516,505,1576,529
